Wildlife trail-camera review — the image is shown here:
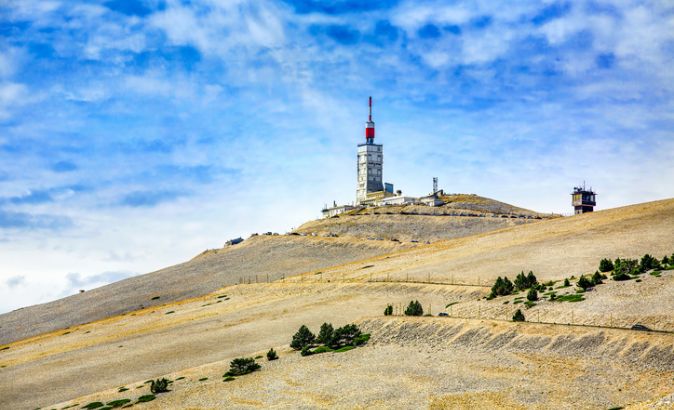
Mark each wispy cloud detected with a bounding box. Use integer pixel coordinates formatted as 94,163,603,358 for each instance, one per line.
0,0,672,312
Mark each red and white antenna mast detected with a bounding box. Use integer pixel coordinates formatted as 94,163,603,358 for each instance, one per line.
365,96,375,143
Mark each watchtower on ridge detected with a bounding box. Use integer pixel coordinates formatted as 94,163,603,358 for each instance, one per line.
571,183,597,214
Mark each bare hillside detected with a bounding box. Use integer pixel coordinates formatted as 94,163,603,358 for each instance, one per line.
0,235,406,345
295,194,551,241
304,198,674,285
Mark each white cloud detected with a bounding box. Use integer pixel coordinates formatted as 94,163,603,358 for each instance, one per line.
0,82,28,120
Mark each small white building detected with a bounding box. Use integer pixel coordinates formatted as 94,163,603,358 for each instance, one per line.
418,194,444,207
322,204,355,218
379,196,417,206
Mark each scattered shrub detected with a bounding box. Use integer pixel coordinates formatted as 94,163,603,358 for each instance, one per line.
330,324,362,348
151,296,160,300
384,304,393,316
640,254,660,271
317,323,334,344
524,300,536,308
117,387,129,392
563,278,570,287
592,271,604,285
353,333,370,346
555,294,585,302
106,399,131,408
334,345,356,353
577,275,593,291
526,288,538,301
312,345,334,354
223,376,235,381
300,346,313,356
136,395,155,403
512,309,525,322
225,357,261,376
404,300,424,316
82,402,105,409
290,325,316,350
662,255,670,266
490,276,514,298
613,258,640,277
198,377,208,381
150,378,170,394
165,311,174,315
599,258,614,272
266,348,278,361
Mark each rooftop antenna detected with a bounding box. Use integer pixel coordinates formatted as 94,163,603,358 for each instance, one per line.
365,97,375,143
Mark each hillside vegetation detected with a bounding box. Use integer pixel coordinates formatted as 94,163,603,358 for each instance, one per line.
0,197,673,409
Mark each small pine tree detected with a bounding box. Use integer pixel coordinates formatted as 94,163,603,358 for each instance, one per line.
404,300,424,316
330,324,362,348
564,278,570,287
526,271,538,288
526,288,538,301
592,271,603,285
512,309,525,322
384,304,393,316
267,348,278,361
514,271,528,291
640,254,660,271
227,357,261,376
150,378,170,394
577,275,593,290
317,323,334,345
598,258,614,272
290,325,315,350
662,255,670,266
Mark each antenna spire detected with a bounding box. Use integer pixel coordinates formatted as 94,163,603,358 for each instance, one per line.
369,96,372,121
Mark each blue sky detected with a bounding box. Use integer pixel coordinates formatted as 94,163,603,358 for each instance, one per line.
1,0,673,312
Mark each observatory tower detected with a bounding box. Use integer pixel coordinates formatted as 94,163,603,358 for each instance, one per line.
356,97,384,204
571,183,597,214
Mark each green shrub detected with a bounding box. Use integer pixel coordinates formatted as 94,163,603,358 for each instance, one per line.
526,288,538,301
150,378,170,394
136,395,155,403
524,300,536,308
330,324,362,348
317,323,334,344
312,345,334,354
640,254,660,271
106,399,131,408
612,272,631,281
577,275,593,290
614,258,640,276
384,304,393,316
512,309,525,322
563,278,570,287
117,387,129,392
223,376,235,381
266,348,278,361
591,271,604,285
662,255,670,265
290,325,315,350
334,345,356,353
555,294,585,302
599,258,614,272
514,271,528,291
404,300,424,316
198,377,208,381
353,333,370,345
225,357,261,376
82,403,104,409
490,276,514,298
300,346,313,356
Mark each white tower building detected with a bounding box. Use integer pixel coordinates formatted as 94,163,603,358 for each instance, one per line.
356,97,384,204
